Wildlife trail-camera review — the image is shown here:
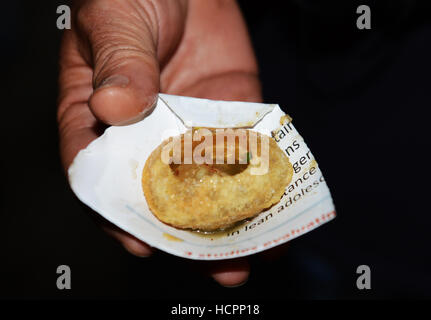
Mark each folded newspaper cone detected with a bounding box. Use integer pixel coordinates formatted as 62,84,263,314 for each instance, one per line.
69,94,336,260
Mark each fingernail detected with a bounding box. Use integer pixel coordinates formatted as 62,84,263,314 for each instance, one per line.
122,239,153,258
115,95,158,126
222,279,248,288
134,253,152,258
97,75,129,89
214,276,248,288
124,245,153,258
115,110,150,126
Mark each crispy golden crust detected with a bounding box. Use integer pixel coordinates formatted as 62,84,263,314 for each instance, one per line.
142,130,293,231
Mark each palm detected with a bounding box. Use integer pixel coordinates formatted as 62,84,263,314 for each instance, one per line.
58,0,262,287
158,1,261,102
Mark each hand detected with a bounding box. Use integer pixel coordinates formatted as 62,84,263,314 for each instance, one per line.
58,0,262,287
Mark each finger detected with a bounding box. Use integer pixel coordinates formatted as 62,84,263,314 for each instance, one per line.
83,204,154,257
75,0,186,125
57,30,101,169
209,258,250,287
101,223,154,258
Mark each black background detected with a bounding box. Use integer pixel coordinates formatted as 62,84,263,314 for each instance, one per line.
1,0,430,300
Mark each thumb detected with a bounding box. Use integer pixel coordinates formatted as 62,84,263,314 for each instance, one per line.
91,60,159,126
76,0,163,125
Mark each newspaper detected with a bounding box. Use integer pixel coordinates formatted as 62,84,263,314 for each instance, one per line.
69,94,336,260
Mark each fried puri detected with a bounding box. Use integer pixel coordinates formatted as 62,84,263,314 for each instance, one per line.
142,129,293,231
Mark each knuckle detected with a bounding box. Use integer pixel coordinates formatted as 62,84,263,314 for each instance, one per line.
57,102,93,142
93,44,154,83
57,85,88,123
75,0,110,32
57,70,93,122
71,0,158,85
